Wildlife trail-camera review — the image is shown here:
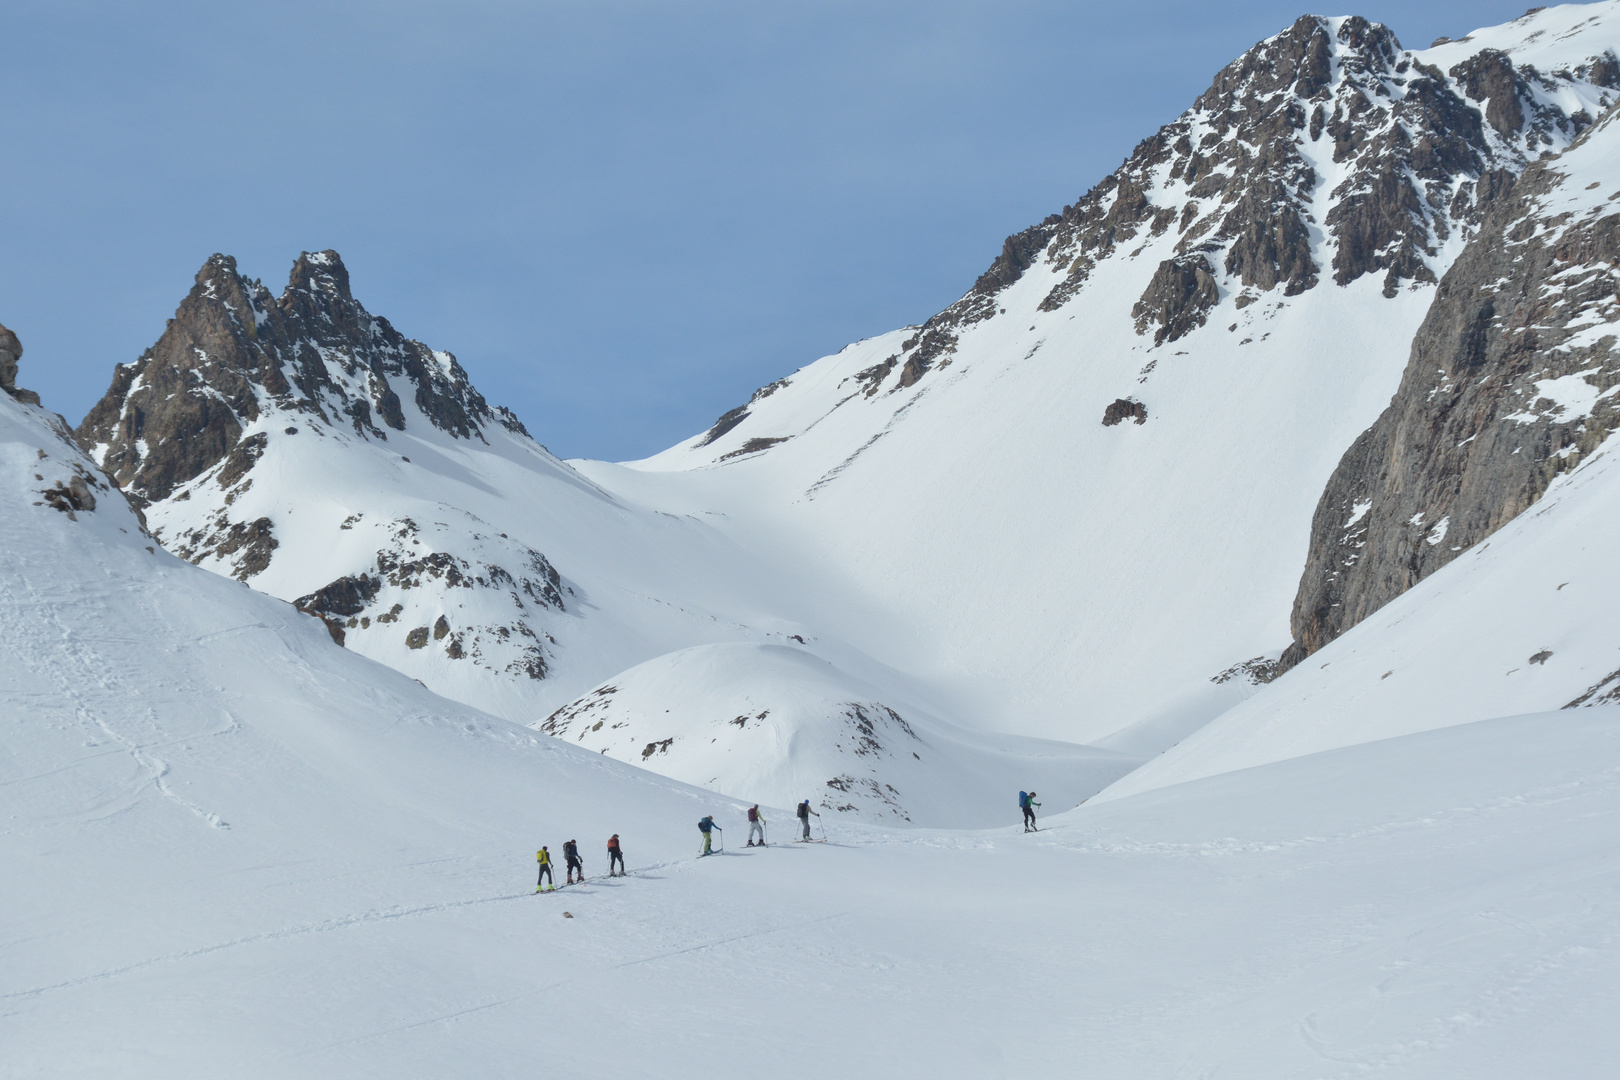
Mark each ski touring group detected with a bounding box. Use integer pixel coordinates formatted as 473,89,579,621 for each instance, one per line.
535,791,1039,892
698,799,822,856
536,834,626,892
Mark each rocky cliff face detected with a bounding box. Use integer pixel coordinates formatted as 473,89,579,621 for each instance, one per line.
1283,100,1620,668
77,251,528,506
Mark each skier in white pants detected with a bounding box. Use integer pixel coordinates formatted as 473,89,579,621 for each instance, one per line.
746,805,766,846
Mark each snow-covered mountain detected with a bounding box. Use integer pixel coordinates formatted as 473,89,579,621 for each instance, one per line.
597,5,1620,743
68,4,1620,821
1097,56,1620,800
1284,57,1620,666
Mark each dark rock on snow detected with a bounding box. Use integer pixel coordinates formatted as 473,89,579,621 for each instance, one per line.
1101,398,1148,427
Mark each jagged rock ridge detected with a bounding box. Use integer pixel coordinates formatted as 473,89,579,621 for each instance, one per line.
77,251,528,505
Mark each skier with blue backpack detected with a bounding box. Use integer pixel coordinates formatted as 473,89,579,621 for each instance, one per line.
1020,790,1041,832
698,814,722,855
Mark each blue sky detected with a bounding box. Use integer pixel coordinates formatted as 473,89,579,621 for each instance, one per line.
2,1,1538,460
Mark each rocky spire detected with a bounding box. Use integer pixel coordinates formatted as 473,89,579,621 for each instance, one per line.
76,251,529,503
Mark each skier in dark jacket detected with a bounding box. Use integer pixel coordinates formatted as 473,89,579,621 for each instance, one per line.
1021,791,1041,832
796,799,820,841
563,839,584,884
698,815,721,855
607,834,625,877
536,846,553,892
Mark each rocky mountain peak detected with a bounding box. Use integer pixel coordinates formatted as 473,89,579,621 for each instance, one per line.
287,249,354,303
787,12,1617,409
77,250,529,503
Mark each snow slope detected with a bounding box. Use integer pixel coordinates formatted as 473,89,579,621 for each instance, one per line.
536,642,1134,826
1100,424,1620,802
9,510,1619,1079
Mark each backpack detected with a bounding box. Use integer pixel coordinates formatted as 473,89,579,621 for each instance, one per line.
1019,791,1029,809
747,807,758,822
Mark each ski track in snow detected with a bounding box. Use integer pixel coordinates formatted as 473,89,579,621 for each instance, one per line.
1,567,235,832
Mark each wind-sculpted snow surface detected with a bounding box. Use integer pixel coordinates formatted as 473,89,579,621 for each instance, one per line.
538,643,1134,826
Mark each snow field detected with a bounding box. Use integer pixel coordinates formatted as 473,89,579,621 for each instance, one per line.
13,386,1620,1077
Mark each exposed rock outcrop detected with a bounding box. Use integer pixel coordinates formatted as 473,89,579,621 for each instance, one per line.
1132,255,1219,345
696,377,792,446
290,516,565,681
0,322,40,406
1282,103,1620,669
1101,398,1148,426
